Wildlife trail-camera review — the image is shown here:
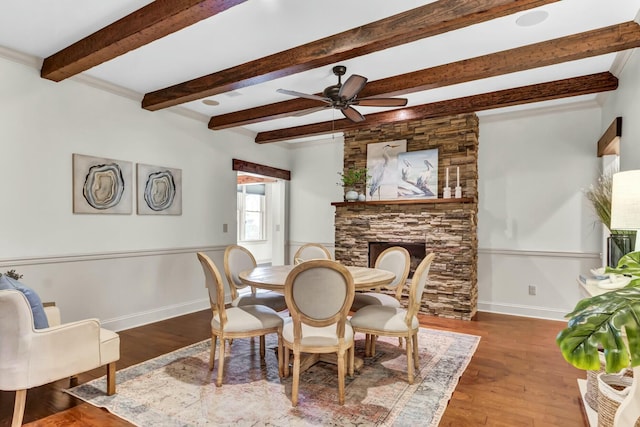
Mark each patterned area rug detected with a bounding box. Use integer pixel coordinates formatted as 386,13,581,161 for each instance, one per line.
66,328,479,426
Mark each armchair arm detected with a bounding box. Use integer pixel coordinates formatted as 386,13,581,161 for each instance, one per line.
27,318,102,387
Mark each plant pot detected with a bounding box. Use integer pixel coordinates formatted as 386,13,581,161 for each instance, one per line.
607,234,635,268
344,190,358,202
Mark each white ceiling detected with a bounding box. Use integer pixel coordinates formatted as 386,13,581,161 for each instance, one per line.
1,0,639,141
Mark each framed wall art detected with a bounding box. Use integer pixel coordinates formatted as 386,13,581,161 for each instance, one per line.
397,148,439,199
136,163,182,215
366,139,407,200
72,153,133,214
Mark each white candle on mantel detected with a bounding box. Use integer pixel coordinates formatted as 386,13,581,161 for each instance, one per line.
456,167,460,187
445,167,449,187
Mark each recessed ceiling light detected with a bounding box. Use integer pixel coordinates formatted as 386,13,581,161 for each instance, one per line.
516,10,549,27
202,99,219,106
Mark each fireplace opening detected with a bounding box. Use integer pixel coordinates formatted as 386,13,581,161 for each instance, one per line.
368,242,426,279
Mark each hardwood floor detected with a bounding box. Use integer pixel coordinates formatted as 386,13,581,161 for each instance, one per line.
0,311,586,427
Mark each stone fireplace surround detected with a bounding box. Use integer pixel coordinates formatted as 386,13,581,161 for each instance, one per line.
334,114,478,320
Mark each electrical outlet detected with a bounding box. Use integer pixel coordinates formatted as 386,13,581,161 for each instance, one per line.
528,285,536,296
222,223,228,233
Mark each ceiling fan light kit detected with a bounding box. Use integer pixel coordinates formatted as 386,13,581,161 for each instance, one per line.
277,65,408,123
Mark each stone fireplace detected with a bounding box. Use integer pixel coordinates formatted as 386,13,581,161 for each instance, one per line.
333,114,478,320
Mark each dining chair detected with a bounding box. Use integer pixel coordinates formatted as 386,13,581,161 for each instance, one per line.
350,252,435,384
350,246,410,311
223,245,288,312
293,243,332,264
197,252,284,387
279,259,355,406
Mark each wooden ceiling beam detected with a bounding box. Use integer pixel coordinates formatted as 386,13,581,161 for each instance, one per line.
142,0,559,111
41,0,249,82
210,22,640,130
254,72,618,144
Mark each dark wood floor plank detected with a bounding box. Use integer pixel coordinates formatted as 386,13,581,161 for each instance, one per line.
0,311,586,427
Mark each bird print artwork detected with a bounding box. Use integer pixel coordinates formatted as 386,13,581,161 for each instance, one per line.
366,140,407,200
397,149,439,199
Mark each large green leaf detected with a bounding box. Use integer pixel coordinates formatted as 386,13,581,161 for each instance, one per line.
556,286,640,372
605,251,640,276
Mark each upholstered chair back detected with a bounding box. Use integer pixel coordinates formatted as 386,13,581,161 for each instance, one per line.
197,252,227,322
407,253,436,319
293,243,332,264
284,259,354,339
374,246,410,290
224,245,257,298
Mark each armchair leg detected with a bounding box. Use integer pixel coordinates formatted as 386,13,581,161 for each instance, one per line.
69,375,78,387
12,389,26,427
106,362,117,395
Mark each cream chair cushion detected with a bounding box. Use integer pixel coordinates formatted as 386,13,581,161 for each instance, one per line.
351,292,401,310
212,305,283,333
349,305,419,332
281,317,354,347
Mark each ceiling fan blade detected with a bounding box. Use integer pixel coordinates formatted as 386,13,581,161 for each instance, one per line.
338,74,367,100
341,106,365,123
292,106,330,117
356,97,408,107
276,88,330,103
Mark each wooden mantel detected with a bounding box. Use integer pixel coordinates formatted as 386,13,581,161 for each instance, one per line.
331,198,474,207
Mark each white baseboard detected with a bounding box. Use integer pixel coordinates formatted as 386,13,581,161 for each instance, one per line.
478,301,569,321
102,298,210,332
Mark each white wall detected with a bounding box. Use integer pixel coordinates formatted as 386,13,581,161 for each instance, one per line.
477,106,604,319
602,49,640,171
0,56,291,330
287,107,609,320
288,136,344,262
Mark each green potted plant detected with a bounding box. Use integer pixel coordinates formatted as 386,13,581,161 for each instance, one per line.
337,167,369,202
585,169,636,266
557,251,640,425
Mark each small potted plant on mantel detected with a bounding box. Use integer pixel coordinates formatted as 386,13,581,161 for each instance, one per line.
337,167,369,202
556,252,640,426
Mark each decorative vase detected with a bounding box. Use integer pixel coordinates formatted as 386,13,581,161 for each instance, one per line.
607,234,634,268
357,193,366,202
344,190,358,202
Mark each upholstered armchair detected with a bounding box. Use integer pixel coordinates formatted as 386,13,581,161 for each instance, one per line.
0,289,120,427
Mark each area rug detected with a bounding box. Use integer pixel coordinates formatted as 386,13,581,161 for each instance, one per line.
66,328,479,426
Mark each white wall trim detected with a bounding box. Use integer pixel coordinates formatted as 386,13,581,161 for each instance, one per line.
0,245,228,267
478,302,569,321
478,248,600,259
102,297,210,332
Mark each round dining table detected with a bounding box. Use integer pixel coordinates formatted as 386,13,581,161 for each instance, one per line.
238,264,395,291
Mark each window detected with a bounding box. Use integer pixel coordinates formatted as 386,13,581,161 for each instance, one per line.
237,184,266,241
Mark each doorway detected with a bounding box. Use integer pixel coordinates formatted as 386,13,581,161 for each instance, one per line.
236,173,287,265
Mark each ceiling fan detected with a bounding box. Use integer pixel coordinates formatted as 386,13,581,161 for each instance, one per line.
276,65,408,123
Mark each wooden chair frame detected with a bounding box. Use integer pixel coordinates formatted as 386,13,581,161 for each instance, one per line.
197,252,282,387
278,259,355,406
352,252,435,384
